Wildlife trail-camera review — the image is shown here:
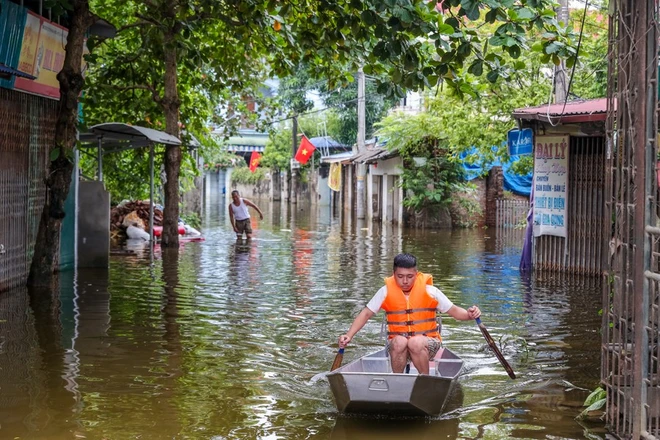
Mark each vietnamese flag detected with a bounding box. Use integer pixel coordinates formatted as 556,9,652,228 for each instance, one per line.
294,135,316,165
249,151,262,172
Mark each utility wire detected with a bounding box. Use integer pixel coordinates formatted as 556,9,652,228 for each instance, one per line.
546,0,590,125
267,95,386,125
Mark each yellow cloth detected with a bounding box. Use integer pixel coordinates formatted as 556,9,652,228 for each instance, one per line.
328,162,341,192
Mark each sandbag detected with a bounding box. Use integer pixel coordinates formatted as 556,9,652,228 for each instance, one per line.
126,225,150,241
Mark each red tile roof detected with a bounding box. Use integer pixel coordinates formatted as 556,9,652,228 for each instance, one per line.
513,98,609,123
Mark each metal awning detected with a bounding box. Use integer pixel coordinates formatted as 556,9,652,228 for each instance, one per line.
320,151,353,164
79,123,181,147
0,63,36,80
78,123,183,245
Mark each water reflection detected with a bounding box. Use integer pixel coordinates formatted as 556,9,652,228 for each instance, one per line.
330,415,460,440
0,199,606,439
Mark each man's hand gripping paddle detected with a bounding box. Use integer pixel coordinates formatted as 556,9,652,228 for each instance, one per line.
330,347,345,371
476,318,516,379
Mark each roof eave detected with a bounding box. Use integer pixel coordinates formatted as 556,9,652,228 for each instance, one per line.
513,112,607,124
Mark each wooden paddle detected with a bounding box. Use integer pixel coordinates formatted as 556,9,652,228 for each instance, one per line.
476,318,516,379
330,347,345,371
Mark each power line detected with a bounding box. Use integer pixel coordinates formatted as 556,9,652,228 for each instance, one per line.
546,0,590,125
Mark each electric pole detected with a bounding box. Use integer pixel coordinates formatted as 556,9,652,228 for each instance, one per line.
291,115,298,204
356,67,366,219
554,0,569,104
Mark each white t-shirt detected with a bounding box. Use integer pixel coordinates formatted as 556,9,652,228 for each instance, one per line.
366,285,454,314
230,198,250,221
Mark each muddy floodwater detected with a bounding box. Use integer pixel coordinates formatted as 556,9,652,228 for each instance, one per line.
0,198,606,439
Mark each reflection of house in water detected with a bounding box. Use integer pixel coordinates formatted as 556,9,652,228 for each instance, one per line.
0,288,45,435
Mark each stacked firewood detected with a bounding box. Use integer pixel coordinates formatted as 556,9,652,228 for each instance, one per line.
110,200,163,234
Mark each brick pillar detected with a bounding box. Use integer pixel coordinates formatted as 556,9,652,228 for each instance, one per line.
485,166,503,227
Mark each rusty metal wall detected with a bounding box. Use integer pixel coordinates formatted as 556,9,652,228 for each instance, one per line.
534,136,606,275
603,0,660,438
0,88,57,292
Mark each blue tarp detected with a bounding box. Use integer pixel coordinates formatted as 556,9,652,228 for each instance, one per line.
460,149,532,197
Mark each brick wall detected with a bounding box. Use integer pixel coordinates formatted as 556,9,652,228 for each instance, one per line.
485,166,504,227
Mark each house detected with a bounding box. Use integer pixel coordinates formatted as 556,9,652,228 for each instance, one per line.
320,144,404,225
0,0,114,291
513,98,607,275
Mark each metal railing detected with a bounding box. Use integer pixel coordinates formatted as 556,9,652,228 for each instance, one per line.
495,199,529,230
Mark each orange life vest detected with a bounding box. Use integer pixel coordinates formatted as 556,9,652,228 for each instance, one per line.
382,272,440,340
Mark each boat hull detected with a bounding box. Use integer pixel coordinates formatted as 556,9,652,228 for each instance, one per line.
327,347,463,416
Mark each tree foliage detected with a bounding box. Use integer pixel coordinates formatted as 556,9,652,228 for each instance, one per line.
567,3,608,99
261,128,292,171
80,0,578,244
375,112,466,209
261,111,341,171
405,7,608,177
319,77,398,145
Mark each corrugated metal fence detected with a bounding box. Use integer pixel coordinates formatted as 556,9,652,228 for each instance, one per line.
534,136,606,276
0,88,56,291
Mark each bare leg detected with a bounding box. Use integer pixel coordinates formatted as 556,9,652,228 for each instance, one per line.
389,336,409,373
408,336,430,375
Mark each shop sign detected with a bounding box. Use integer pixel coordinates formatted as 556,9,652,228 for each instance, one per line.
507,128,534,156
533,135,569,238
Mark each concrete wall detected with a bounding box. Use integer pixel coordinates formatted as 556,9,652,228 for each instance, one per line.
366,157,403,225
60,161,78,270
78,181,110,268
369,157,403,176
231,169,271,199
318,168,331,206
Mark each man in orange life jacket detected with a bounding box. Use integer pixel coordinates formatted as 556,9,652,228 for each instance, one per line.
338,253,481,375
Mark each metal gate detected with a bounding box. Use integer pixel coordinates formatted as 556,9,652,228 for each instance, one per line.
603,0,660,438
0,89,56,292
534,136,606,275
495,199,529,229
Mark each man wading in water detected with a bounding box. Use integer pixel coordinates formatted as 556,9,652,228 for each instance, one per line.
228,190,263,240
338,253,481,374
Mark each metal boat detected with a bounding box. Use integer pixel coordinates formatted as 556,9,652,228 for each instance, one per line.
327,347,464,416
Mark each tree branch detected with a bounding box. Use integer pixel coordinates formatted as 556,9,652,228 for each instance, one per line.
109,84,162,104
117,21,153,33
136,13,164,28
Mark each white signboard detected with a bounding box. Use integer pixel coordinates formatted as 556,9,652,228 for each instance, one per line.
533,135,569,237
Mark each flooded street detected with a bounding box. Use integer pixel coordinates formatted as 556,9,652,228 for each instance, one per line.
0,197,606,439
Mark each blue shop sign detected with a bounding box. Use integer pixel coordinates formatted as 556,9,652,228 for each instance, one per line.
507,128,534,156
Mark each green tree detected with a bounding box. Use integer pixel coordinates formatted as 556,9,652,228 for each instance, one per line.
568,3,608,99
375,112,466,209
85,0,576,246
261,128,293,172
29,0,579,278
29,0,99,288
320,77,398,145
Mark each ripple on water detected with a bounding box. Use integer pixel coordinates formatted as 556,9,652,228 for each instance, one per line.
0,203,604,439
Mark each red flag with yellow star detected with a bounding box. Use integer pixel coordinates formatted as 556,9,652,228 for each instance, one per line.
249,151,262,172
294,135,316,165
